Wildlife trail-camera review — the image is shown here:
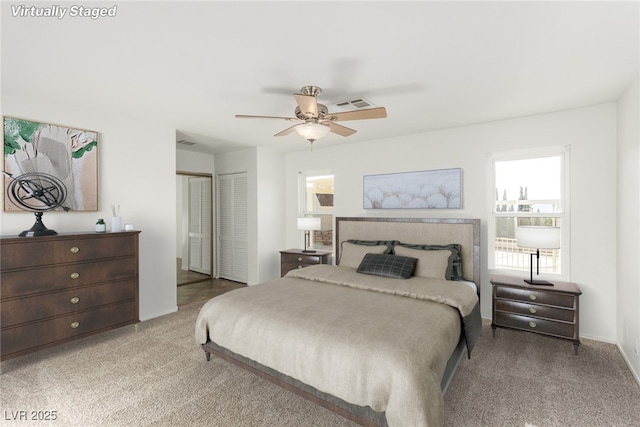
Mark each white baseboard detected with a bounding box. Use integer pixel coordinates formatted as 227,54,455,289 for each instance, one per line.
617,343,640,387
481,316,640,386
139,306,178,322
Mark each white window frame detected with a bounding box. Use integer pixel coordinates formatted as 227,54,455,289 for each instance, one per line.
298,170,334,251
487,145,571,281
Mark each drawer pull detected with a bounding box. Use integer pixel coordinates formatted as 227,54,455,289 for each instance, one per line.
297,265,303,269
529,321,537,328
70,297,80,304
70,246,80,254
529,307,537,314
297,257,303,262
528,294,537,301
70,272,80,279
70,321,80,329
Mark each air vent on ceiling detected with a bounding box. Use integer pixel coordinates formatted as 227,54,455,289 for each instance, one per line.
177,140,196,146
334,97,377,110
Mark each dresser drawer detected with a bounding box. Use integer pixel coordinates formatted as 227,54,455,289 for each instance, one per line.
494,299,575,323
1,234,136,269
1,279,137,327
494,312,576,340
1,301,137,359
1,258,136,297
495,286,575,308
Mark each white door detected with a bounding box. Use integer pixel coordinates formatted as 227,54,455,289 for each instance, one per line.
218,172,248,283
188,177,212,275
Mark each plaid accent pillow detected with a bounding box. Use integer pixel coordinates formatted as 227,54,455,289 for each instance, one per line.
356,253,418,279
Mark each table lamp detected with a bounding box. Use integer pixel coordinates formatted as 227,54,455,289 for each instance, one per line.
516,226,561,286
297,217,322,253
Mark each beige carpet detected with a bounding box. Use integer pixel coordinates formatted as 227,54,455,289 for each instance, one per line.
1,301,639,427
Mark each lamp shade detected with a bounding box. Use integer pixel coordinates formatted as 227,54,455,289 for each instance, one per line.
516,226,561,249
295,123,330,142
297,217,321,231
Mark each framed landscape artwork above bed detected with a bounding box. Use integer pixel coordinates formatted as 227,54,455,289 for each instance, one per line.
363,168,462,209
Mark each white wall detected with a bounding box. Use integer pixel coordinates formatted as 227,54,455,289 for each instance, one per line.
256,147,286,281
285,103,618,342
616,74,640,381
177,149,216,175
1,92,178,321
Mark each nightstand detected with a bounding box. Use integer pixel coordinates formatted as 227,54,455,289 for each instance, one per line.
491,275,582,355
280,249,332,277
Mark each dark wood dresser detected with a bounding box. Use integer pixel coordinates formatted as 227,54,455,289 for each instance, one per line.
0,231,140,361
491,274,582,354
280,249,332,277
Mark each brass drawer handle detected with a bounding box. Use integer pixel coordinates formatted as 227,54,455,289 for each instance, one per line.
70,246,80,254
529,294,537,301
70,272,79,279
70,321,80,329
529,307,537,314
297,257,303,262
297,265,303,269
70,297,80,304
529,321,537,328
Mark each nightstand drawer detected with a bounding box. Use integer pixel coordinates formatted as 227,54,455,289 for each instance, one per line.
280,249,332,277
281,253,324,265
494,312,576,340
495,286,575,308
494,299,575,322
281,260,314,272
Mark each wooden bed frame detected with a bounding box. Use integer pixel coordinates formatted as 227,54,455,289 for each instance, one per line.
202,217,481,426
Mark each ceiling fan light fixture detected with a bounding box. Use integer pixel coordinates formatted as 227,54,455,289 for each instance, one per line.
295,122,330,143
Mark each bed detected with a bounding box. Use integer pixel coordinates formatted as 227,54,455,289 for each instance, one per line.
196,217,481,427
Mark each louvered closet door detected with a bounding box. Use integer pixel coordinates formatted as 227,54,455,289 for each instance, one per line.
218,173,248,283
188,177,212,275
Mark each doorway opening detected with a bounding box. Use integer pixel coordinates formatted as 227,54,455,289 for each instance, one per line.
176,172,213,286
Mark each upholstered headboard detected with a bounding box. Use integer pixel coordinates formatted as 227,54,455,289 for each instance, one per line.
335,217,480,294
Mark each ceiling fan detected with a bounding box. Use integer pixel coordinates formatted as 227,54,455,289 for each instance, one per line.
235,85,387,146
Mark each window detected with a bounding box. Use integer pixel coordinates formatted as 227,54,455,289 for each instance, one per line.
299,171,334,251
489,147,570,278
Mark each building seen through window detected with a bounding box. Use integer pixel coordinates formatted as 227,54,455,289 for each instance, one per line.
301,173,334,251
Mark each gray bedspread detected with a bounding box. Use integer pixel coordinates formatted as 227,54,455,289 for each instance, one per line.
195,264,481,427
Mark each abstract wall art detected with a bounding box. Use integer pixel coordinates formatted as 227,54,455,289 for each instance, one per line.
3,116,98,211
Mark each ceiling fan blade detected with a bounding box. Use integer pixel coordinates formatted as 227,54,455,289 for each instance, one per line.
293,94,318,118
325,107,387,122
235,114,298,121
274,124,301,137
324,121,357,137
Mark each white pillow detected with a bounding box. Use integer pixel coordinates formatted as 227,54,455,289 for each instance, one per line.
339,242,388,269
393,246,452,280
